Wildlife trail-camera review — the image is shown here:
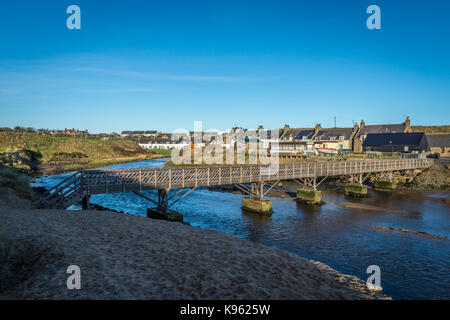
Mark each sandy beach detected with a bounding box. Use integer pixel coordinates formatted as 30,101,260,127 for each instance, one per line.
0,188,388,300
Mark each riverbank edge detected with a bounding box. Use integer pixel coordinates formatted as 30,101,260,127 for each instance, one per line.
35,154,170,177
0,187,390,300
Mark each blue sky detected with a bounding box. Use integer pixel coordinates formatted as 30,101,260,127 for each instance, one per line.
0,0,449,133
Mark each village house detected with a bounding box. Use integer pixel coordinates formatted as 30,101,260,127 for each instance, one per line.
275,123,358,155
425,134,450,157
277,125,316,154
353,117,412,152
257,125,282,151
312,124,357,153
49,128,89,138
139,137,189,150
121,130,158,138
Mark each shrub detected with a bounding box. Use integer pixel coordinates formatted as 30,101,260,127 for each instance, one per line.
0,165,34,199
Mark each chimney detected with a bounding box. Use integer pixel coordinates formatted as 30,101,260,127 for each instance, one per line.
360,120,365,128
405,116,411,130
284,124,290,131
315,123,322,131
353,122,359,132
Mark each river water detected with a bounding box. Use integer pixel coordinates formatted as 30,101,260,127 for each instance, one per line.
32,158,450,299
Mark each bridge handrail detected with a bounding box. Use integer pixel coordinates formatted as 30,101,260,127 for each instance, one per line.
81,158,432,174
43,172,84,202
76,158,433,190
38,158,433,208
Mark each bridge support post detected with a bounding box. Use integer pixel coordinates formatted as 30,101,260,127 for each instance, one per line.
345,173,369,197
296,189,322,205
147,188,183,222
241,182,273,215
374,181,397,192
294,177,324,205
345,184,368,197
242,197,273,215
81,195,90,210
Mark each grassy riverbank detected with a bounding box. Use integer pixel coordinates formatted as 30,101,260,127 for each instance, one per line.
0,132,168,175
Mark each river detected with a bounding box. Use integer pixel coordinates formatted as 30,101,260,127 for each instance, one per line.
32,158,450,299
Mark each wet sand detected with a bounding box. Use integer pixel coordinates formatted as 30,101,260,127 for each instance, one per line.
336,202,389,212
374,226,449,241
0,189,389,300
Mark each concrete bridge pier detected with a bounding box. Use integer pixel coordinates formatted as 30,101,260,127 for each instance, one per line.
345,173,369,197
131,188,183,222
240,182,273,215
295,177,325,205
373,171,397,191
374,181,397,192
81,195,90,210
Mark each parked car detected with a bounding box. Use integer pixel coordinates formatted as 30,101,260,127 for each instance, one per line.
426,153,440,159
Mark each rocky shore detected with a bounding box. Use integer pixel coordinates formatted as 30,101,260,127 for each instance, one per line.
0,188,389,300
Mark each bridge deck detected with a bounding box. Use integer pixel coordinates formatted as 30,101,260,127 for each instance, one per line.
83,158,431,194
39,158,432,209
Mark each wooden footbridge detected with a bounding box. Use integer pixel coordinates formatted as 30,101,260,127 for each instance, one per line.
36,159,432,211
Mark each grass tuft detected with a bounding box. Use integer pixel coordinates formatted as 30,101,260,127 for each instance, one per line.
0,165,34,199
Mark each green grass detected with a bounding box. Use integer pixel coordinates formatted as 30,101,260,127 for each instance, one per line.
147,149,172,156
0,165,33,199
0,132,149,164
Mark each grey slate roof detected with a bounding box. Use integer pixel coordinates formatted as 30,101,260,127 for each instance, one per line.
291,129,315,140
425,134,450,147
357,124,405,137
362,132,426,146
280,128,314,140
258,130,282,139
315,128,354,140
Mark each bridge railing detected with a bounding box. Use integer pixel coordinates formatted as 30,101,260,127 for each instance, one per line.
77,158,432,194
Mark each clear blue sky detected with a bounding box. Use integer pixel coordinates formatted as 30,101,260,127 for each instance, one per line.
0,0,449,133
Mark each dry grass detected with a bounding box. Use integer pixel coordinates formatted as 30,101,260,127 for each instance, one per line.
412,125,450,133
0,166,33,199
0,132,148,164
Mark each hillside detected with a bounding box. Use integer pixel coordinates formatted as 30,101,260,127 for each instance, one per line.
412,125,450,133
0,132,148,160
0,132,156,174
